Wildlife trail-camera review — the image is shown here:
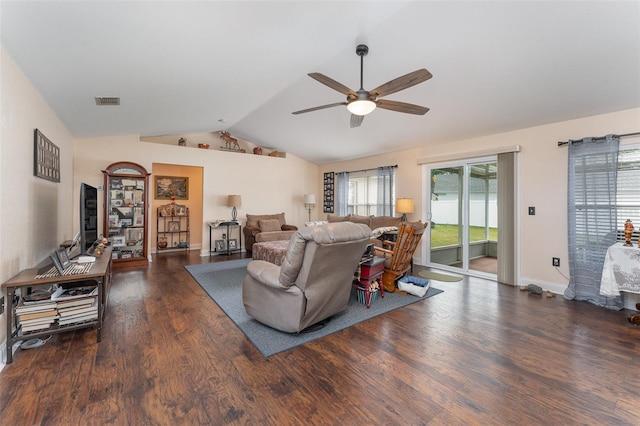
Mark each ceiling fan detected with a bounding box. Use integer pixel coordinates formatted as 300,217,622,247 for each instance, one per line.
292,44,432,128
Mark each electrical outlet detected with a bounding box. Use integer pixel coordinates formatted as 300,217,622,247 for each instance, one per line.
552,257,560,267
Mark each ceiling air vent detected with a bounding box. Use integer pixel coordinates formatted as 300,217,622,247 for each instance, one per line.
95,97,120,106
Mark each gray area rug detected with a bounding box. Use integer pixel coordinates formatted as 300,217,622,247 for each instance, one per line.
185,259,443,357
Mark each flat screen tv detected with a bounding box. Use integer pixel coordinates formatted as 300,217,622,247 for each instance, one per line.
80,183,98,254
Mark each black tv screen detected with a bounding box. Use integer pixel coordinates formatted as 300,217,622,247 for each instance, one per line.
80,183,98,254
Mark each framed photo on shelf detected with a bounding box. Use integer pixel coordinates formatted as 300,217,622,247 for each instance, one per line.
112,235,126,247
133,207,144,226
155,176,189,200
228,239,238,250
168,221,180,232
159,204,174,217
215,240,226,251
175,205,187,216
55,248,71,269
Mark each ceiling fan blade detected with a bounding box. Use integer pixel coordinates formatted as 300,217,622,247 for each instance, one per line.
376,99,429,115
370,69,432,98
350,114,364,128
308,73,357,96
292,102,347,115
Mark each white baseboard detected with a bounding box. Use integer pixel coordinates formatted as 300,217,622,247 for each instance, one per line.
519,276,568,295
622,292,640,310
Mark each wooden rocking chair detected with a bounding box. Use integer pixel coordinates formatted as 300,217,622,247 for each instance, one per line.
374,221,427,293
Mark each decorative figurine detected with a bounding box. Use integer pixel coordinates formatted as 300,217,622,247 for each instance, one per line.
624,219,634,247
219,131,240,151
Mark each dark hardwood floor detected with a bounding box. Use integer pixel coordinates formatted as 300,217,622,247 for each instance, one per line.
1,251,639,425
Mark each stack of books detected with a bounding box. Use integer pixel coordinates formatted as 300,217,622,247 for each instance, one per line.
16,298,58,334
52,286,98,326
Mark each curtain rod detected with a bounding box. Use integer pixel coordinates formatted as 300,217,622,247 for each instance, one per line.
557,132,640,146
337,164,398,174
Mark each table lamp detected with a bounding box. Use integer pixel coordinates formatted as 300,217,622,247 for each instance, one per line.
227,194,241,222
396,197,414,222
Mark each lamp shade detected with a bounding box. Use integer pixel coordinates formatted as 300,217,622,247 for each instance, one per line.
396,198,414,214
304,193,316,205
227,194,241,207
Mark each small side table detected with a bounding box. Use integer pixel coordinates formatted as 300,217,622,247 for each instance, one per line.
208,221,242,255
356,257,385,308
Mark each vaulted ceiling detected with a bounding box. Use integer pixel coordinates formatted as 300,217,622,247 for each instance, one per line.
2,1,639,164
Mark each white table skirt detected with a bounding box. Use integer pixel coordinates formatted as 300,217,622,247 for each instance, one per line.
600,242,640,297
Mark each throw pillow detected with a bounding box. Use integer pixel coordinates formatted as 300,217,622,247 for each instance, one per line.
305,220,329,227
259,219,282,232
349,214,371,225
327,214,349,222
371,226,399,238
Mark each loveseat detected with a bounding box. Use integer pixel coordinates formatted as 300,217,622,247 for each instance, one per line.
243,212,298,252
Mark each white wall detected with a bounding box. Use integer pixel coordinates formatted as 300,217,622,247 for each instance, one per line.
321,108,640,293
1,48,76,355
73,136,320,256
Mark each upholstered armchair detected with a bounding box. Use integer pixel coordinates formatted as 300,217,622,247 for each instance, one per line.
243,212,298,252
374,221,427,292
242,222,371,333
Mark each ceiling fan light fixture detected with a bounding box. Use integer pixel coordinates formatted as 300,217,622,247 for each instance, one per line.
347,99,376,116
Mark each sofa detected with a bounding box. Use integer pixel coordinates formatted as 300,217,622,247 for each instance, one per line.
242,222,372,332
243,212,298,252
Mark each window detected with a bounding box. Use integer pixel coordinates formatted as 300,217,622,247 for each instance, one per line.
616,146,640,228
337,168,395,216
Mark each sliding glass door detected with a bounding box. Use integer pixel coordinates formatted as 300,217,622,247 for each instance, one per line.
426,158,498,276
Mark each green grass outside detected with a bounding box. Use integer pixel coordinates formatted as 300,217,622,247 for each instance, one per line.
430,224,498,248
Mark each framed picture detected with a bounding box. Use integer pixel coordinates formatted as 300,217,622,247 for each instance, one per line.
215,240,226,251
112,236,126,247
120,218,133,227
55,248,71,269
34,129,60,182
155,176,189,200
175,205,187,216
168,221,180,232
134,207,144,226
159,204,174,217
228,239,238,250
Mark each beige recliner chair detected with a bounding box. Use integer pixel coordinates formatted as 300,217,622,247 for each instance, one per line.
242,222,371,333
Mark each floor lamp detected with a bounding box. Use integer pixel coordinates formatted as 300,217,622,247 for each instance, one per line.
304,193,316,222
396,197,414,222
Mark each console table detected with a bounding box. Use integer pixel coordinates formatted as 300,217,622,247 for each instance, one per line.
2,247,112,364
208,221,242,255
599,242,640,297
